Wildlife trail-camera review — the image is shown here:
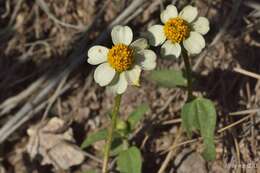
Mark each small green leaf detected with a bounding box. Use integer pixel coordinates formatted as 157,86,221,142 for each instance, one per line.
148,69,187,88
81,129,122,149
181,97,217,160
196,98,217,161
117,147,142,173
181,101,200,137
127,104,149,130
81,129,108,149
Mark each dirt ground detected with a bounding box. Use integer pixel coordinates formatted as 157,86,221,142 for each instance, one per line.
0,0,260,173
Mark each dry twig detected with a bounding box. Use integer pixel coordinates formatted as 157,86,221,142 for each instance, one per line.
233,67,260,80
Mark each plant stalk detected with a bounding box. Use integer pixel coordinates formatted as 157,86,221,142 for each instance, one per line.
102,94,122,173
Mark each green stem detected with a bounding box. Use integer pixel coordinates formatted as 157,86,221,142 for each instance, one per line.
182,51,193,101
122,138,129,150
102,94,122,173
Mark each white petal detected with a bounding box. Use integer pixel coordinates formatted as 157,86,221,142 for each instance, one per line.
87,46,108,65
160,5,178,24
109,73,128,94
136,50,157,70
161,40,181,59
147,25,166,46
130,38,149,51
94,63,115,86
183,32,205,54
192,17,210,35
125,65,141,86
179,5,198,23
111,25,133,45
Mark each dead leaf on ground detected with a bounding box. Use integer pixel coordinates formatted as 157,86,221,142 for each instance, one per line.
26,117,85,170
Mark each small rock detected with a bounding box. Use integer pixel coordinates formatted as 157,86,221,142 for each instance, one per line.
176,150,207,173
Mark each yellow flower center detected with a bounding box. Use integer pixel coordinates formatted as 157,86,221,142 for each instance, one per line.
108,44,134,72
164,17,190,43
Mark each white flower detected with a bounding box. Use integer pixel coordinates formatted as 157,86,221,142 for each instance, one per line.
147,5,210,58
88,25,157,94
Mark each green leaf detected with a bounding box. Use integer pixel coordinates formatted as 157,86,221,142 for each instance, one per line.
181,101,200,137
127,104,149,130
81,129,108,149
181,97,217,161
196,98,217,161
117,147,142,173
148,69,187,88
81,128,122,150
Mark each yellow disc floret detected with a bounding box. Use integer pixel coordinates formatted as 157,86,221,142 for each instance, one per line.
108,44,134,72
164,17,190,43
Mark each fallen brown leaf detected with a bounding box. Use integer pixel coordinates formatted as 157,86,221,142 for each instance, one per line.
27,117,85,170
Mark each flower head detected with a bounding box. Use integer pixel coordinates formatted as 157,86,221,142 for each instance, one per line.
88,25,157,94
147,5,210,58
107,44,134,72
